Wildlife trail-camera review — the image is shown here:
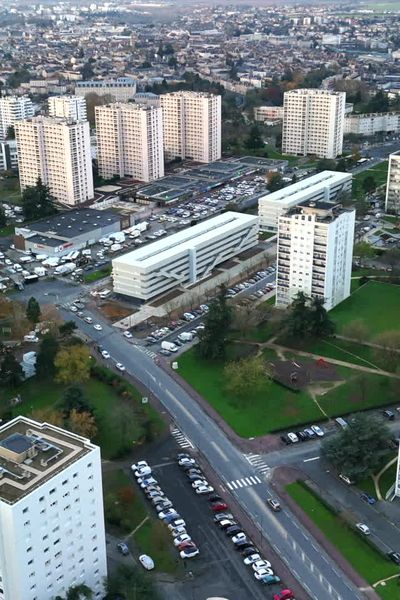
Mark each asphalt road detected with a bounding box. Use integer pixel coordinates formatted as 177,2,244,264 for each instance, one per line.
264,435,400,558
61,306,364,600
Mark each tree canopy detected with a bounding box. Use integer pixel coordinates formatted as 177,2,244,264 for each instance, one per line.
224,355,269,399
55,345,91,384
285,292,335,339
36,333,59,379
321,413,391,481
196,286,232,360
0,350,23,388
26,297,41,324
22,178,57,221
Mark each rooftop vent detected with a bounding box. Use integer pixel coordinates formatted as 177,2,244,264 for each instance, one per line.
309,201,316,207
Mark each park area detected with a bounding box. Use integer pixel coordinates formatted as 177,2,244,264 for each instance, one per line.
330,280,400,337
286,482,399,599
352,161,388,198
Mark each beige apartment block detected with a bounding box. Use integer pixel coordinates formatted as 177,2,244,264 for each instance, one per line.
161,91,221,163
15,117,94,206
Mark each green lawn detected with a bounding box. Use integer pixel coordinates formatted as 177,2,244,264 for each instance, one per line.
6,374,163,460
178,346,397,437
259,231,277,241
177,348,323,436
0,177,22,204
353,161,388,198
263,144,299,164
358,461,397,500
286,482,398,592
84,265,112,283
331,281,400,336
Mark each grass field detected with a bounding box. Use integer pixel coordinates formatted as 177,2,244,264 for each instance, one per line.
178,347,397,437
286,482,398,595
353,161,388,198
84,264,112,283
0,177,22,204
331,281,400,336
6,374,163,459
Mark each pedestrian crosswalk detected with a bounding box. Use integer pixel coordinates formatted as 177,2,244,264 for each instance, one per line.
244,453,271,477
227,476,262,490
134,345,157,359
171,427,194,449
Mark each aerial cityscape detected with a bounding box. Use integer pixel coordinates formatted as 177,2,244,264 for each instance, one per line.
1,0,400,599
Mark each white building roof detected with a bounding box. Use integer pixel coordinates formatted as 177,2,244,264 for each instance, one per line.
259,171,351,209
113,212,257,269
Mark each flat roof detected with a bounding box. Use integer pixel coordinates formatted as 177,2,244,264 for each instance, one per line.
259,171,351,206
113,212,257,269
26,208,121,239
0,417,94,505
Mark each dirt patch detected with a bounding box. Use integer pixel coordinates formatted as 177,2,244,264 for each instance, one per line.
97,301,135,322
270,357,341,391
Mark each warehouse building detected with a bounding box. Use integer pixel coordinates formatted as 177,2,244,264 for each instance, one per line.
14,208,127,256
112,212,258,301
258,171,352,232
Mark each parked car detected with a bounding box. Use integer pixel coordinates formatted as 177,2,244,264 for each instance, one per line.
101,350,110,359
168,519,186,531
232,533,247,545
254,568,274,580
159,509,179,520
180,547,199,559
171,526,187,538
388,551,400,565
311,424,324,437
252,559,272,571
131,460,148,472
382,410,395,421
338,474,354,485
259,574,281,585
195,484,214,494
117,542,129,556
225,525,243,537
179,457,196,467
123,330,133,339
243,553,262,565
139,554,154,570
242,546,259,557
135,466,152,478
360,492,376,505
173,534,192,547
213,513,234,523
273,590,295,600
210,501,229,512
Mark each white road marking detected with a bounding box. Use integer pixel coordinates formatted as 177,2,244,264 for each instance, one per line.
211,441,229,462
164,389,197,423
171,428,194,449
226,476,263,490
303,456,320,462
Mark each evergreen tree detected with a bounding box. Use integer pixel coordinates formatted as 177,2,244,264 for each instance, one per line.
309,296,335,338
285,292,311,338
36,334,59,379
26,297,41,324
22,178,57,221
197,286,232,360
0,350,23,388
0,205,7,228
245,124,263,150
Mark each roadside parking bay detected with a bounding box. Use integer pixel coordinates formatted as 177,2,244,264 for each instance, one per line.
139,437,280,600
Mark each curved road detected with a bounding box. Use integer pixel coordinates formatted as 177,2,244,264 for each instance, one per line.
63,307,365,600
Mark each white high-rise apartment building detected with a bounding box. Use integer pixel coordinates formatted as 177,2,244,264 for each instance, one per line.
15,117,94,206
385,151,400,214
160,91,221,163
0,416,107,600
276,201,355,311
282,89,346,159
0,96,34,141
95,103,164,182
48,96,87,121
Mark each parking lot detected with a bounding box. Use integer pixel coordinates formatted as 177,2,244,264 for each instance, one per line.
130,436,287,600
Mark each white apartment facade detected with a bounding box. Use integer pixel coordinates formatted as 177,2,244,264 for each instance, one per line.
161,91,221,163
258,170,352,231
113,212,258,300
95,103,164,182
0,140,18,172
344,112,400,136
254,106,284,123
0,96,34,141
15,117,94,206
75,77,136,102
385,151,400,214
48,96,87,121
0,416,107,600
276,201,355,311
282,89,346,159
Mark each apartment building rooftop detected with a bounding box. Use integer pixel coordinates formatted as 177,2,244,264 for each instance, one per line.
262,171,350,206
287,200,353,222
0,417,94,505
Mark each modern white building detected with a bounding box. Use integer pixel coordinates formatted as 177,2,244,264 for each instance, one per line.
75,77,136,102
15,116,94,206
112,212,258,300
344,112,400,136
0,140,18,172
0,416,107,600
95,102,164,182
385,150,400,214
48,96,87,121
258,170,352,232
276,201,355,311
254,106,284,123
282,89,346,159
0,96,34,141
160,91,221,163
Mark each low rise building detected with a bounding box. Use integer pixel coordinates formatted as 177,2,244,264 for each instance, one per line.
112,212,258,301
75,77,136,102
276,201,355,311
254,106,284,123
258,171,352,232
14,208,125,256
344,112,400,136
0,416,107,600
386,150,400,214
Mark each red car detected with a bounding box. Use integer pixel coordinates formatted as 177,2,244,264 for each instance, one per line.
273,590,294,600
178,541,197,551
210,502,228,512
